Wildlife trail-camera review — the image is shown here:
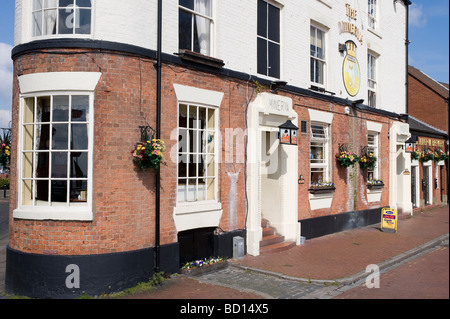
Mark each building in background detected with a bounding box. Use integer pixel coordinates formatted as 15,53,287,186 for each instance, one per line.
408,66,449,209
7,0,411,298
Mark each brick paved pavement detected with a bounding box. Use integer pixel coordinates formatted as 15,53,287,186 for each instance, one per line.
1,201,448,299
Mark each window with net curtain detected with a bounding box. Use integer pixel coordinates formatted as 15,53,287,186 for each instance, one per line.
32,0,92,37
20,94,91,207
179,0,213,56
310,123,330,183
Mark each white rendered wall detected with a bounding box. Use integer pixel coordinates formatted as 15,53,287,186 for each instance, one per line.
15,0,407,114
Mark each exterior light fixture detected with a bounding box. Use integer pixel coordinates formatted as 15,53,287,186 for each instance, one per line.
270,81,288,92
405,136,418,153
279,120,299,146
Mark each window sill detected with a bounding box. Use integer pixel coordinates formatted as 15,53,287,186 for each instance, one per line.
177,50,225,69
308,187,336,194
174,201,222,215
367,183,384,190
13,207,94,221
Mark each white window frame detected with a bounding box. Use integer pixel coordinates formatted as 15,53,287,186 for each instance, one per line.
176,102,219,205
257,0,282,79
368,0,378,30
179,0,214,56
310,24,327,87
32,0,94,39
310,122,331,183
368,52,377,108
15,92,94,221
14,72,100,221
367,132,380,180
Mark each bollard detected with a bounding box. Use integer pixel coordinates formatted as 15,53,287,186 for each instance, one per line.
3,184,6,198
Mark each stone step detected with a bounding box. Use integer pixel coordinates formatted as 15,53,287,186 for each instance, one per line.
260,234,285,248
260,241,296,255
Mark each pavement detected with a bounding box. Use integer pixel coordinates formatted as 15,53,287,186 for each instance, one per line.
0,192,448,299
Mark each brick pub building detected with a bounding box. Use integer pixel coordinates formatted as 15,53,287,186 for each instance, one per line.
408,66,449,210
7,0,412,297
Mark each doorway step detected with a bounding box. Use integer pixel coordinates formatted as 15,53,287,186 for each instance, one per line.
260,219,296,255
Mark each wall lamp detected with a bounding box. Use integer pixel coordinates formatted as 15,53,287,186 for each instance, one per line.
270,81,288,92
352,99,365,107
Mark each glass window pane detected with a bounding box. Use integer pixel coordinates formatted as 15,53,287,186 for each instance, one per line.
52,124,69,150
179,0,194,10
76,0,92,8
36,124,50,150
179,10,193,51
188,155,198,177
178,161,187,178
207,109,215,130
52,152,68,178
22,180,33,206
22,152,34,179
178,180,187,203
77,8,91,34
311,169,325,183
51,180,67,203
207,178,215,200
34,0,43,10
70,152,88,178
24,98,35,123
257,37,268,76
268,42,280,78
179,128,189,153
33,11,43,36
71,96,89,122
23,125,34,151
59,0,75,7
37,97,51,123
257,0,267,37
36,152,49,178
44,9,57,35
187,179,197,201
53,96,69,122
199,107,207,130
179,104,188,128
268,4,280,42
71,124,88,150
36,180,49,202
59,8,73,34
70,180,88,203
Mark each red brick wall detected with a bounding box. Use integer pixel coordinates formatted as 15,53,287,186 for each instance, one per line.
10,48,392,256
408,74,449,133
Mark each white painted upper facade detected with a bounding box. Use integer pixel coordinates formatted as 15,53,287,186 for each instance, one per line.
15,0,408,114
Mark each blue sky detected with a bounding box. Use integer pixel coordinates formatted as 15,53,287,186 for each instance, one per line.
0,0,449,128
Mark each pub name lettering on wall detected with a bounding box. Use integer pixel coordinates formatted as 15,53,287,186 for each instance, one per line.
338,4,364,45
417,137,445,148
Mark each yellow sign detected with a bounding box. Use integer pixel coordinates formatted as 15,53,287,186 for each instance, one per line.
343,41,361,97
381,208,398,233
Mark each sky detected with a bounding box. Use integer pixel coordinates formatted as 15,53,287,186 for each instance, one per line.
0,0,449,129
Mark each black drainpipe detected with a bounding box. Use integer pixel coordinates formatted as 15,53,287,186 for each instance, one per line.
155,0,162,274
405,0,411,114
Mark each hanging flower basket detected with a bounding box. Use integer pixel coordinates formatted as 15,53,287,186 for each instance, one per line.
0,133,11,170
411,149,421,161
336,145,360,168
132,137,167,172
360,151,377,170
420,148,435,163
434,148,449,162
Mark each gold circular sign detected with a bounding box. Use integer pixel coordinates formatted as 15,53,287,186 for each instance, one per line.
342,41,361,97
